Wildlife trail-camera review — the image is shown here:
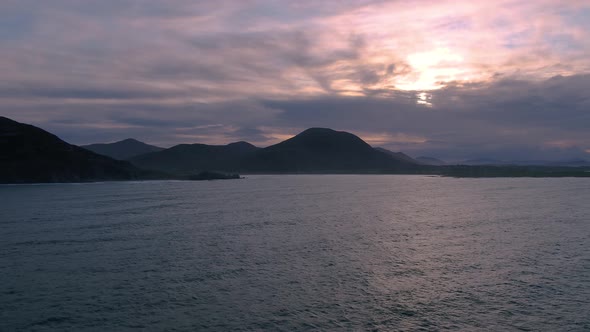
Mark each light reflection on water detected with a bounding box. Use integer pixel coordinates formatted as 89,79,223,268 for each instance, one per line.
1,175,589,331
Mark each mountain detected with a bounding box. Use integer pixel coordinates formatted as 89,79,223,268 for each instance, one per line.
240,128,419,172
2,117,586,180
374,147,419,164
130,128,420,174
82,138,163,160
0,116,156,183
416,156,447,165
130,141,259,174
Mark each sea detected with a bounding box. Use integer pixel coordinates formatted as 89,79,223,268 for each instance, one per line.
1,175,589,331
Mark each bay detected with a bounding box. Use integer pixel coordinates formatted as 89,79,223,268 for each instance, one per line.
1,175,589,331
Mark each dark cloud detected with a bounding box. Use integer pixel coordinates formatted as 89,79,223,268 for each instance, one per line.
260,74,590,160
0,84,172,100
2,74,589,160
0,0,589,161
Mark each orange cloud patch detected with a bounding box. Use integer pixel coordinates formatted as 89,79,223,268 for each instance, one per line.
545,140,579,148
360,132,428,146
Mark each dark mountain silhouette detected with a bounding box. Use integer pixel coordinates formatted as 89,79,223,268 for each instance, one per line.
374,147,419,164
130,141,259,174
3,117,586,181
0,116,154,183
130,128,419,174
240,128,419,172
416,156,447,165
82,138,163,160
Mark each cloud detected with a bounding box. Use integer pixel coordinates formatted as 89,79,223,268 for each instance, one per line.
0,0,589,160
5,73,586,161
262,74,590,159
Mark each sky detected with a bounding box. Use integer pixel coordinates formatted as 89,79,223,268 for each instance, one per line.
1,0,590,161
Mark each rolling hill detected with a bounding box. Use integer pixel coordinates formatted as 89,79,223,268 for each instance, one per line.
0,116,152,183
239,128,419,172
416,156,447,165
82,138,163,160
129,128,419,174
130,141,259,174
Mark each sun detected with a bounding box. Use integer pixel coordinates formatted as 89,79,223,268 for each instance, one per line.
395,47,468,91
417,92,433,107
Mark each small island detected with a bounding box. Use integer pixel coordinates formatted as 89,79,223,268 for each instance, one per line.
185,171,241,181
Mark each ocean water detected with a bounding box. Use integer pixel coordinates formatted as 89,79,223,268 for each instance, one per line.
1,175,589,331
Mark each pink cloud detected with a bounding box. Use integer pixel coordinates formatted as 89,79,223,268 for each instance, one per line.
1,0,589,158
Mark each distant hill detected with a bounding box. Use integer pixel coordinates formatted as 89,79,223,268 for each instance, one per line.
1,117,588,180
130,141,259,174
82,138,163,160
130,128,420,174
0,117,152,183
416,156,447,165
549,159,590,167
240,128,419,172
459,158,590,167
460,158,506,166
374,147,419,164
512,159,590,167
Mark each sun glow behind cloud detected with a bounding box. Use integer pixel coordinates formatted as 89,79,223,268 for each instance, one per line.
323,0,589,92
0,0,589,158
398,47,466,91
360,132,429,146
1,0,588,102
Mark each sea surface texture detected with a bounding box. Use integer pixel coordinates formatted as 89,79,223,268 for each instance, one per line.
1,175,589,331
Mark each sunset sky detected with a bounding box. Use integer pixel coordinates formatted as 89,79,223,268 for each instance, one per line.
1,0,590,160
